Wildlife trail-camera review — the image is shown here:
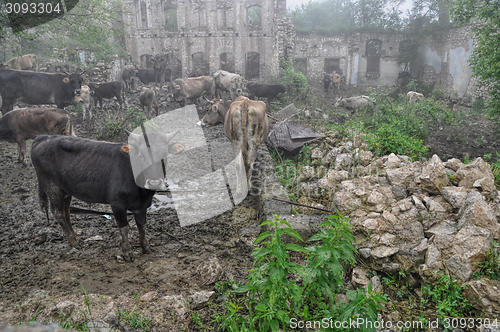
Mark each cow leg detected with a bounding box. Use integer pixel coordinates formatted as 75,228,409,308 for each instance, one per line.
48,190,77,246
113,208,133,262
133,211,152,254
16,139,27,165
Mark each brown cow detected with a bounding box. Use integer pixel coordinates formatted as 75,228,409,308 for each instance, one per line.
74,85,92,126
0,108,75,165
5,54,37,71
165,76,215,107
201,99,232,126
139,87,158,117
332,73,342,91
224,96,269,191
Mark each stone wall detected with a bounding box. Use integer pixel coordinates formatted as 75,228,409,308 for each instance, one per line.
413,24,486,99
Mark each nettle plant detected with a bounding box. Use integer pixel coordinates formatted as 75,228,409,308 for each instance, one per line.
214,214,386,332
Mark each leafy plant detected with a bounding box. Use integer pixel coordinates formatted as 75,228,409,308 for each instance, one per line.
474,241,500,280
214,214,387,332
421,273,473,320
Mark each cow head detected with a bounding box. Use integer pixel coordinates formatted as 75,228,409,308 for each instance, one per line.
202,99,224,126
279,84,287,94
125,129,184,190
231,77,244,96
63,72,84,96
164,82,181,101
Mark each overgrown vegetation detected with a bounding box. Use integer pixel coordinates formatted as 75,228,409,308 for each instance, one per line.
119,305,153,332
213,214,386,332
473,241,500,280
96,107,148,140
451,0,500,115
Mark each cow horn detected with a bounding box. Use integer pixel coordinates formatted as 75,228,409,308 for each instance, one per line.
164,129,179,142
203,96,210,103
124,129,141,141
80,69,86,75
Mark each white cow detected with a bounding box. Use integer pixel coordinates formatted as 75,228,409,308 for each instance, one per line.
213,70,245,100
407,91,424,103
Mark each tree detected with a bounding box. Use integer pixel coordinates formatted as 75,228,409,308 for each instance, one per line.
0,0,127,62
451,0,500,114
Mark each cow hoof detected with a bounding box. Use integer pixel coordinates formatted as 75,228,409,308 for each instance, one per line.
142,247,153,255
123,252,134,262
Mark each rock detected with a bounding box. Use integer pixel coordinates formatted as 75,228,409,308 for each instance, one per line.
315,165,327,179
333,191,362,214
445,225,493,281
311,147,324,159
412,195,426,210
335,293,349,306
386,167,415,188
371,246,399,259
412,238,429,253
441,186,469,209
161,295,188,320
457,191,499,236
444,158,465,171
419,154,449,194
0,323,77,332
382,262,401,273
367,191,385,205
357,150,373,166
351,266,370,287
384,153,401,168
86,321,113,332
424,221,457,237
322,147,342,165
366,275,383,294
335,153,354,170
392,185,407,200
232,207,258,224
423,197,446,212
398,198,413,212
359,248,371,258
362,218,380,230
317,169,349,190
187,291,215,310
424,244,443,269
382,210,397,223
139,291,157,303
85,235,104,242
457,157,496,195
379,233,397,245
52,301,76,318
463,279,500,315
195,255,224,285
297,166,315,182
344,141,354,151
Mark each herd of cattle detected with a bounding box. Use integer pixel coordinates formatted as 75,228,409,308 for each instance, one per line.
0,53,426,262
0,54,276,262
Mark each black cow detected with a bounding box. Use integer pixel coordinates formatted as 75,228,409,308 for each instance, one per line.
121,66,136,92
152,55,172,84
136,69,156,85
31,130,183,262
322,73,332,93
247,82,286,102
0,68,85,115
88,81,124,109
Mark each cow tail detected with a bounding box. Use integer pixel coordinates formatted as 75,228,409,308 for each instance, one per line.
241,99,249,173
38,180,50,224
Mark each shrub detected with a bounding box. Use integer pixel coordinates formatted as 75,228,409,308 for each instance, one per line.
279,58,310,103
369,124,428,160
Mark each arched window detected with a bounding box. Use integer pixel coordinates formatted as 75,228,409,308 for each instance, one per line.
247,5,261,26
191,52,209,76
245,52,260,80
366,39,382,78
324,58,340,74
220,52,235,73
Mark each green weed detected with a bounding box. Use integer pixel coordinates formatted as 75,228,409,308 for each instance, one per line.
119,304,153,332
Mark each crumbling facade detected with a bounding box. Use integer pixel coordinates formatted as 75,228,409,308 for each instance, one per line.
121,0,482,99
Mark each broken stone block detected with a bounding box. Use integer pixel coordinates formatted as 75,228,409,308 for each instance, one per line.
457,157,496,195
161,295,188,320
441,186,469,209
195,255,224,286
371,246,399,259
351,266,370,287
419,154,449,194
457,191,500,236
463,279,500,316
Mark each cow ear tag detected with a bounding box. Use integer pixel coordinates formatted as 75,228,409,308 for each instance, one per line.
121,145,130,153
63,77,70,83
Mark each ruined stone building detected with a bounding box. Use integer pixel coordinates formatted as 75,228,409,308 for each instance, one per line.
120,0,482,99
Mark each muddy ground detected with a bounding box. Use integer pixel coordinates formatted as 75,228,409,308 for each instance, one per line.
0,100,263,330
1,84,499,330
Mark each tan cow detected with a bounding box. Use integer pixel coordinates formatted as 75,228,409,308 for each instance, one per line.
165,76,215,107
213,70,245,99
224,96,269,191
5,54,37,71
407,91,424,103
332,73,342,91
74,85,92,125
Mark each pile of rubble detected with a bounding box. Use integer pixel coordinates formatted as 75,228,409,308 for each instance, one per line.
290,131,500,315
